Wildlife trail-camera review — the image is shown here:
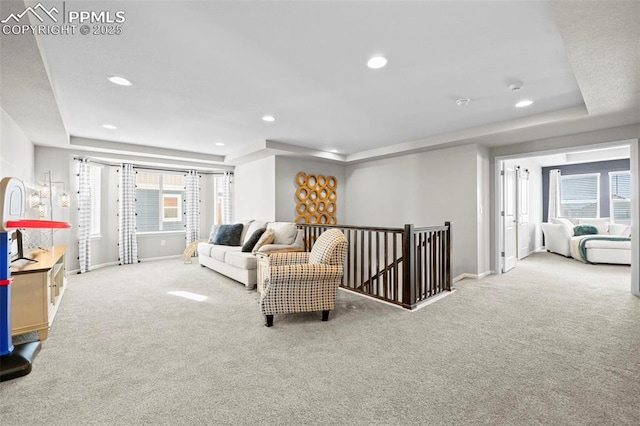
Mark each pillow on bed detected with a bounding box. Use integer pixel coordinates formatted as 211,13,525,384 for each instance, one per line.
577,218,609,235
573,224,598,236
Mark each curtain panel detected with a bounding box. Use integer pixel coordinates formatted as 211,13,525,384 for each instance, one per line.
77,159,91,273
548,169,561,220
222,172,232,224
118,163,138,264
185,170,200,250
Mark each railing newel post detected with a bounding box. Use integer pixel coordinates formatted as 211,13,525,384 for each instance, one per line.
402,224,416,308
445,221,452,291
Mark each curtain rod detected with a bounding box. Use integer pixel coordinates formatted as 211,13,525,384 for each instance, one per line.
73,156,233,175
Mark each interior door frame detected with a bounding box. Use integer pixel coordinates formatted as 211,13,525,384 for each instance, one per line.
492,139,638,297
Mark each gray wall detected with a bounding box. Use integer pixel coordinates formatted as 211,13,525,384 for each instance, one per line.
343,144,484,279
234,156,276,222
274,156,346,224
1,107,34,183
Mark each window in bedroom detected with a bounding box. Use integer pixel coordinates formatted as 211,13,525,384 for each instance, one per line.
560,173,600,218
136,171,185,232
610,171,631,224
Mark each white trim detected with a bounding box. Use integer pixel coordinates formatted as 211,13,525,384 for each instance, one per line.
453,271,493,283
139,254,182,262
337,287,455,311
136,230,186,236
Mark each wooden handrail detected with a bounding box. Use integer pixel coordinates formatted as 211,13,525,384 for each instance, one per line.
297,222,451,310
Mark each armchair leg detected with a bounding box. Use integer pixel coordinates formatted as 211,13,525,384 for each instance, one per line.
322,310,330,322
265,315,274,327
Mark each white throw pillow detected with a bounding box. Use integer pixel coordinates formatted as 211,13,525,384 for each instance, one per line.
243,220,268,245
608,223,631,237
551,217,575,236
266,222,298,245
578,218,610,235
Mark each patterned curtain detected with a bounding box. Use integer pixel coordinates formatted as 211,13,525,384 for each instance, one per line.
118,163,138,264
222,172,233,224
77,159,91,273
548,169,561,220
185,170,200,249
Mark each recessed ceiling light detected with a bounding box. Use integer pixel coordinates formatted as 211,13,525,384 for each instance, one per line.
329,149,339,153
102,124,117,130
367,56,387,69
215,142,225,146
456,98,470,107
262,115,275,122
515,99,534,108
108,76,132,86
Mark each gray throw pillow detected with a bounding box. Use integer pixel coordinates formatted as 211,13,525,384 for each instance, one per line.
242,229,266,252
208,224,221,243
212,223,244,246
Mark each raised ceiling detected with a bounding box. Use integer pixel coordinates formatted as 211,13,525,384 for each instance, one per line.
1,1,638,165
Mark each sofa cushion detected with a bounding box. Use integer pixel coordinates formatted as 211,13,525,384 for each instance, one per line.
573,224,598,236
609,223,631,237
267,222,298,245
577,218,610,235
197,242,212,257
225,251,258,270
252,229,275,254
209,245,233,262
243,220,268,245
212,223,244,246
242,228,266,252
551,217,575,236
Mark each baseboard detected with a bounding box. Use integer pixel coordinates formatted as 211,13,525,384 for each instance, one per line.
139,255,182,262
68,261,119,275
68,256,181,274
453,270,493,283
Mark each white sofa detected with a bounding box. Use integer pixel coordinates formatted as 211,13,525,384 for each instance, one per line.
198,221,304,289
541,217,631,265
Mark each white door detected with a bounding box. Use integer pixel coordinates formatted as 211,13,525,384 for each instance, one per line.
517,168,530,260
503,165,517,272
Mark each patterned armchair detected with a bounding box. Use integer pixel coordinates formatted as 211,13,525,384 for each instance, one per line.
259,228,348,327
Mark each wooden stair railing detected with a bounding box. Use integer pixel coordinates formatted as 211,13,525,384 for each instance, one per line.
297,222,452,310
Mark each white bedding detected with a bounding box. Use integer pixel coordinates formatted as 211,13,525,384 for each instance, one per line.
570,235,631,263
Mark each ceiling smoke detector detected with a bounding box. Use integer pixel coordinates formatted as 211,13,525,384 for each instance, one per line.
456,98,470,107
509,82,525,92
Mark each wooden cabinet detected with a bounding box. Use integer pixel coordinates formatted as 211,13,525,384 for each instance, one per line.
10,245,67,341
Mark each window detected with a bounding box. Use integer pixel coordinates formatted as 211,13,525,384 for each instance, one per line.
136,171,185,232
90,165,101,236
560,173,600,218
610,171,631,224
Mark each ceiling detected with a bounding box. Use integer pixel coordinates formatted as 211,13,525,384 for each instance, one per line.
1,0,638,167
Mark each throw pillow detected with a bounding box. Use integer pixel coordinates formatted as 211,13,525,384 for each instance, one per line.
551,217,575,236
577,218,609,235
208,224,221,243
252,229,275,254
573,224,598,236
212,223,244,246
266,222,298,245
608,223,631,237
243,220,268,245
242,228,266,252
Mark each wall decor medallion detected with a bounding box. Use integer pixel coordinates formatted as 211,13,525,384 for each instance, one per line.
295,172,337,225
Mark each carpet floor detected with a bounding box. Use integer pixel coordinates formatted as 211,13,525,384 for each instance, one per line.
0,252,638,425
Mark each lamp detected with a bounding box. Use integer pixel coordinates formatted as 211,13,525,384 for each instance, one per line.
59,192,70,208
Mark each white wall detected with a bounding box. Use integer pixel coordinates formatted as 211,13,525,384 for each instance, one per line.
234,156,276,222
344,144,481,279
274,156,346,224
1,107,34,183
477,145,491,275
